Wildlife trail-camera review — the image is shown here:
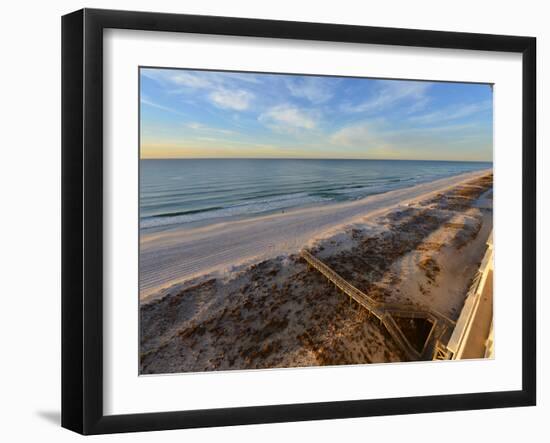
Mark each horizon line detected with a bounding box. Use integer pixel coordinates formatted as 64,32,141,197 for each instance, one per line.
140,157,493,163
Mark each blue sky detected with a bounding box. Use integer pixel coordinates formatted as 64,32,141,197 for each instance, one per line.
140,68,493,161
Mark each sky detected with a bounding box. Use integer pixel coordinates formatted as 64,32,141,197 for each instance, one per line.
140,68,493,161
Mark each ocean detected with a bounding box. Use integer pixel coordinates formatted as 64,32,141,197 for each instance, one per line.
140,159,491,230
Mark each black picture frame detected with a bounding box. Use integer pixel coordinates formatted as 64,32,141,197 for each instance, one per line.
61,8,536,435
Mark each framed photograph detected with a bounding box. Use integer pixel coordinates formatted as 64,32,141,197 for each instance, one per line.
62,8,536,434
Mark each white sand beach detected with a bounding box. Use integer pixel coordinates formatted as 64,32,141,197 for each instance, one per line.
139,171,493,373
140,169,491,300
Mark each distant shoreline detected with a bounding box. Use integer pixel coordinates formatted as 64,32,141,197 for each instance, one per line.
140,168,491,300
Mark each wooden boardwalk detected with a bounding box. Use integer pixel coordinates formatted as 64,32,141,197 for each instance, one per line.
300,249,454,360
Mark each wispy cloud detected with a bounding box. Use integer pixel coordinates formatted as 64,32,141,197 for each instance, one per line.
330,119,476,148
140,96,187,116
169,71,214,89
224,73,263,84
409,100,492,124
142,69,256,112
330,120,385,148
344,81,430,114
142,69,217,90
185,122,236,135
259,104,318,133
286,77,333,104
208,89,254,111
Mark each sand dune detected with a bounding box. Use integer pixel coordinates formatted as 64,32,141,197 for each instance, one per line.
140,169,491,300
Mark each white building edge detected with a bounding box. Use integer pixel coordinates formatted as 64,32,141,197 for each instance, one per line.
436,231,494,360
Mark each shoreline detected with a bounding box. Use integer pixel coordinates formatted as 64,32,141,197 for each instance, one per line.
140,168,492,300
140,164,492,235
